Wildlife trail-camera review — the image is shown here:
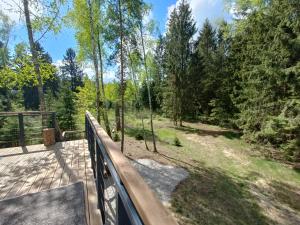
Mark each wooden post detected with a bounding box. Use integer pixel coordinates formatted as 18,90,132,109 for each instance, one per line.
43,128,56,146
18,113,25,146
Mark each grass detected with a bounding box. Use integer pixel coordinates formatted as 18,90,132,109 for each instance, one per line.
117,111,300,225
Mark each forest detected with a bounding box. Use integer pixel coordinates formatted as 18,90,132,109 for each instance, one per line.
0,0,299,225
0,0,299,158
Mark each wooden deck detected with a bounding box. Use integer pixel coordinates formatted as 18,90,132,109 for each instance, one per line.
0,139,102,225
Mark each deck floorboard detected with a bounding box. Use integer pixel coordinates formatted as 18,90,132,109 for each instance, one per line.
0,140,102,225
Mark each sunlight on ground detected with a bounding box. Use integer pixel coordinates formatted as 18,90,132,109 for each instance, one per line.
117,114,300,225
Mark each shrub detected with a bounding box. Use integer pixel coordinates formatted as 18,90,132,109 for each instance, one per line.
135,131,144,140
112,132,120,142
173,137,181,147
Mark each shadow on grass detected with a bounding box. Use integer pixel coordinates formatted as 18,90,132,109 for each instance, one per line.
174,125,242,140
269,181,300,211
171,164,274,225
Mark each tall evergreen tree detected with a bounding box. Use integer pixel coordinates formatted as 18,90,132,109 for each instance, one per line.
230,0,300,160
164,0,196,125
57,87,77,131
61,48,83,92
195,19,218,116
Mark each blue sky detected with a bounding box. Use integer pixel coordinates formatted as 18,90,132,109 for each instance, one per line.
2,0,232,75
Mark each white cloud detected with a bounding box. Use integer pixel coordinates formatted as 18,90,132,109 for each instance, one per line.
166,0,226,32
81,62,94,78
53,59,63,68
81,62,116,83
0,0,44,24
103,70,115,83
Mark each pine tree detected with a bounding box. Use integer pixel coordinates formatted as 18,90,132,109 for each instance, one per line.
57,86,77,131
230,0,300,159
61,48,83,92
164,0,196,125
195,19,217,116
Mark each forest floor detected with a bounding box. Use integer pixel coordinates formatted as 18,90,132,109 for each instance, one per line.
115,114,300,225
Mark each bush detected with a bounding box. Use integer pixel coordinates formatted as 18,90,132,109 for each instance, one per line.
256,100,300,161
173,137,181,147
135,131,144,140
112,132,120,142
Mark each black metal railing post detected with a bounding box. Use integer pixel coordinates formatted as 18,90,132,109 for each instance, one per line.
117,193,133,225
96,140,105,223
86,115,96,177
18,113,25,146
85,112,176,225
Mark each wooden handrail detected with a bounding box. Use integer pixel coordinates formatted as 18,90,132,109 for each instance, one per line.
0,111,55,116
86,111,178,225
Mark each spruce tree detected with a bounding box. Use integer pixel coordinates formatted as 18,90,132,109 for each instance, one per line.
164,0,196,125
61,48,83,92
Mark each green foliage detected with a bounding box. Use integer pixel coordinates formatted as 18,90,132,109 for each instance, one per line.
60,48,83,92
173,136,181,147
164,0,196,125
134,130,144,140
0,43,57,90
256,100,300,161
57,87,77,131
112,132,120,142
76,76,96,116
229,0,300,158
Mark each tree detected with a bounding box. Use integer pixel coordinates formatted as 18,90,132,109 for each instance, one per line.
23,42,59,109
0,10,13,68
229,0,300,160
76,76,96,120
164,0,196,125
61,48,83,92
57,87,77,131
86,0,102,126
0,10,14,113
68,0,111,137
195,19,218,116
22,0,46,111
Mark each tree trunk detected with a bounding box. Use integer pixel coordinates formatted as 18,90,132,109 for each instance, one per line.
22,0,45,113
97,31,111,137
115,102,121,131
140,23,157,153
127,48,149,150
86,0,101,124
96,0,111,137
118,0,125,153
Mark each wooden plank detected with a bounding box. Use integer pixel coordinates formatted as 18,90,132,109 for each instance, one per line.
83,140,102,225
86,111,178,225
0,152,39,196
0,140,102,225
51,142,70,188
1,151,50,198
60,141,75,187
23,151,56,194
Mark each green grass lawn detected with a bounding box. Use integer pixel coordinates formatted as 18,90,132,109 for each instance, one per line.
114,111,300,225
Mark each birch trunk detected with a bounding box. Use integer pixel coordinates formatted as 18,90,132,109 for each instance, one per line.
23,0,45,113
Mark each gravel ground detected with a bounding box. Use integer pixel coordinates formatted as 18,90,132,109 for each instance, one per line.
131,158,189,204
103,159,189,225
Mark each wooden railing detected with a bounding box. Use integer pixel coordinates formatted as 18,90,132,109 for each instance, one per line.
0,111,62,147
85,111,178,225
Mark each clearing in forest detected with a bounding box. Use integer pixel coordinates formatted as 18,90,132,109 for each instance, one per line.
120,115,300,225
